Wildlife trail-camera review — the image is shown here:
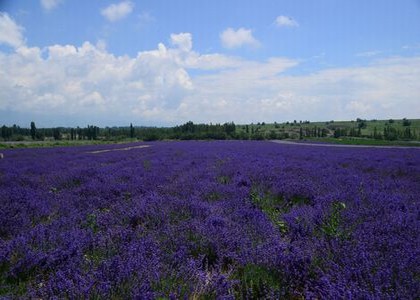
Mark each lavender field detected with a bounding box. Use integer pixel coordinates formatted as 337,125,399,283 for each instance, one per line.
0,141,419,299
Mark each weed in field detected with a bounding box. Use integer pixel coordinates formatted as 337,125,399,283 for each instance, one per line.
320,201,346,239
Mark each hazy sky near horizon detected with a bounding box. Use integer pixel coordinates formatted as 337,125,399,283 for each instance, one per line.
1,0,420,127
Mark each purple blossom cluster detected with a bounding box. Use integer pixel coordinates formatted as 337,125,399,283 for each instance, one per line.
0,141,419,298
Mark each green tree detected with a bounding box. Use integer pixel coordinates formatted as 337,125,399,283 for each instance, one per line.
357,120,366,129
268,130,277,140
373,127,381,139
223,122,236,136
130,123,134,138
53,128,61,140
1,125,12,140
402,118,411,126
70,128,75,140
30,121,36,140
403,127,412,139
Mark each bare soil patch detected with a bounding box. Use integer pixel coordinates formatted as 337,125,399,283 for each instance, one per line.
88,145,151,154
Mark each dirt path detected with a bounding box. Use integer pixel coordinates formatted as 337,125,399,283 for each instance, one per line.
87,145,151,154
270,140,420,149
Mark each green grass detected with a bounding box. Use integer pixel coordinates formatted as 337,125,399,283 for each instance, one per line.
235,118,420,145
320,201,346,239
0,139,137,149
231,264,283,298
250,187,312,235
362,119,420,135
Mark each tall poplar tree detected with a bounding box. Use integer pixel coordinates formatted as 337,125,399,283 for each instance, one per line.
30,121,36,140
130,123,134,139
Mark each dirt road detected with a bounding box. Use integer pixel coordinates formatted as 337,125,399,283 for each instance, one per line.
270,140,420,149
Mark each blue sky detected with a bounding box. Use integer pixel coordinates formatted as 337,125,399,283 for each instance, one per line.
0,0,420,127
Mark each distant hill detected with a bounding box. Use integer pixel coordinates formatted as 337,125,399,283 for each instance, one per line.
236,118,420,142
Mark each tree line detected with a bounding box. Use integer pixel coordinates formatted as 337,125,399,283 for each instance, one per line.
328,118,418,141
1,119,418,142
0,121,238,141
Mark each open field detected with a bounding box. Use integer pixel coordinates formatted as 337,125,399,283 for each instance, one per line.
236,118,420,141
0,141,419,298
0,140,125,149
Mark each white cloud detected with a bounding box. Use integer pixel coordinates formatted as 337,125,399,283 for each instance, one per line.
275,15,299,27
40,0,62,11
345,100,372,114
220,27,260,49
0,34,207,124
1,22,419,126
0,12,25,48
171,33,192,52
184,53,243,70
101,1,134,22
185,56,420,123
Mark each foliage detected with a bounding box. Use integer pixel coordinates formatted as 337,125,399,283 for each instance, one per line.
30,122,36,140
1,119,420,143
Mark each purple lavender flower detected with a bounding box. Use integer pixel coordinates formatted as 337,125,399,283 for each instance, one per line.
0,141,418,298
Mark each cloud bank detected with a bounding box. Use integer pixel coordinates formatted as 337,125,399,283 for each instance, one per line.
0,15,419,126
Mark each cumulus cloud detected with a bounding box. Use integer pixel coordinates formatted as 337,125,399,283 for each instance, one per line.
40,0,62,11
101,1,134,22
220,27,260,49
1,18,419,126
2,37,420,125
275,15,299,27
0,12,25,48
185,56,420,123
0,32,246,124
171,33,192,52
